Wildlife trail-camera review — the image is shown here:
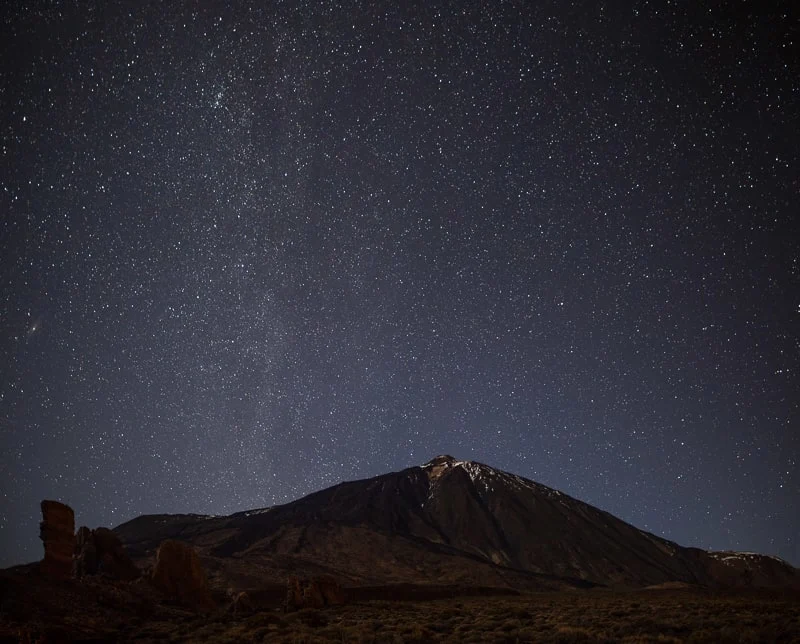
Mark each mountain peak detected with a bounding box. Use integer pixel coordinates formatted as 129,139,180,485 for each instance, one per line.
421,454,463,482
424,454,458,467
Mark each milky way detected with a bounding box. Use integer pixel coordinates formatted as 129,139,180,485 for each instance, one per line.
1,2,797,567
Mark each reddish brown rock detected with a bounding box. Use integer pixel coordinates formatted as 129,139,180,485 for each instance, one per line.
73,526,98,578
284,575,345,612
284,577,303,611
151,539,214,612
75,525,92,547
93,527,140,580
227,590,254,616
39,500,75,580
319,575,346,605
73,526,140,580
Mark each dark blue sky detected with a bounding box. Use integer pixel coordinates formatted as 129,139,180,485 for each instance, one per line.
1,1,797,568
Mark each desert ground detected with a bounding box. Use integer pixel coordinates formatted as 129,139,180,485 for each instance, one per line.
133,590,800,643
4,575,797,644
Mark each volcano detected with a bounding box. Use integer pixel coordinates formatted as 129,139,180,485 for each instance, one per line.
114,455,799,592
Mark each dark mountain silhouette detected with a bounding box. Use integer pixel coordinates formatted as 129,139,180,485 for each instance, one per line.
114,455,799,592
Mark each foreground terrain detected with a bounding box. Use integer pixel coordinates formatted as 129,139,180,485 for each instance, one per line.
121,591,800,643
1,563,797,644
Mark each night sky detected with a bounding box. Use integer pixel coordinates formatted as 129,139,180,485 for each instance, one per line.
1,1,797,569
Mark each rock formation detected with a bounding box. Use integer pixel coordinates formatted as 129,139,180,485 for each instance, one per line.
73,526,97,577
284,577,305,611
227,589,254,616
74,526,140,580
284,575,345,611
151,539,214,612
39,500,75,580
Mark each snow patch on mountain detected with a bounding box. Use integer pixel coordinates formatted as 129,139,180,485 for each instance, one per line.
463,460,566,502
708,551,790,567
422,456,568,503
241,507,274,517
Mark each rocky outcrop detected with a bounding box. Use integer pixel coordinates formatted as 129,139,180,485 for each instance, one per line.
39,500,140,582
227,589,254,616
284,575,345,612
151,539,214,612
39,500,75,580
73,526,97,577
74,526,140,580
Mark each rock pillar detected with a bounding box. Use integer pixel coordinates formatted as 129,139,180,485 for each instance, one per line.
39,500,75,580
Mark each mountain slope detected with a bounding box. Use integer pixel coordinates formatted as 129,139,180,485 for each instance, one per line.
114,455,799,590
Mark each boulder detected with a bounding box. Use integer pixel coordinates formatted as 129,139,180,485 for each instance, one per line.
318,575,346,605
39,500,75,580
73,526,140,580
227,590,254,616
284,575,345,612
93,527,140,580
151,539,214,612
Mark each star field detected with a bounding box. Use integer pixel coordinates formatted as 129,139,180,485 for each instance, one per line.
1,1,798,567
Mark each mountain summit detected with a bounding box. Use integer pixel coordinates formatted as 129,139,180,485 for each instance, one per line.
114,457,799,592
